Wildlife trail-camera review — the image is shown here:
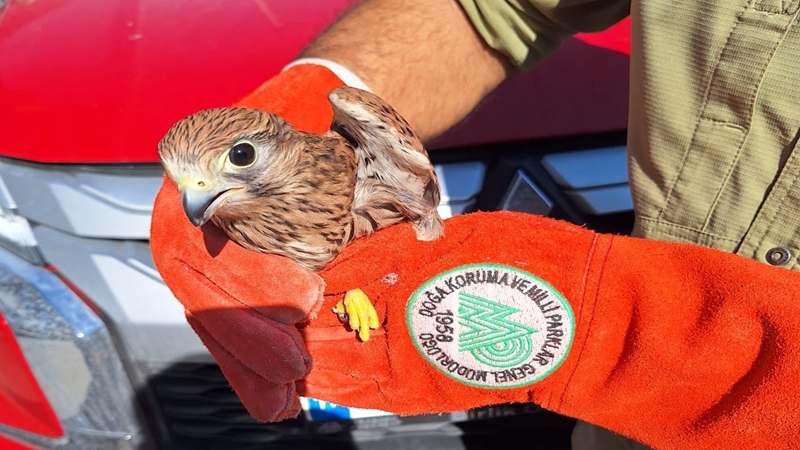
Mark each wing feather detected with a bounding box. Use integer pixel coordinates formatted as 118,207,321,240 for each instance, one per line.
328,87,444,241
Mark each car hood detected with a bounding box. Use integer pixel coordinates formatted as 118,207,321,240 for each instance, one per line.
0,0,630,164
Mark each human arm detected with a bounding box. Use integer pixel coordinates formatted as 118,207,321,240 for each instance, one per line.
299,0,510,141
298,0,630,141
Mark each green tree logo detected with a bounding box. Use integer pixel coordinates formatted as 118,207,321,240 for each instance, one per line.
458,292,538,368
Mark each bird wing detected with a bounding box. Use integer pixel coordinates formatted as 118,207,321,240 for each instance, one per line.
327,87,443,241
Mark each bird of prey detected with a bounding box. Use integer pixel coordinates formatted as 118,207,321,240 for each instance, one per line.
158,86,444,341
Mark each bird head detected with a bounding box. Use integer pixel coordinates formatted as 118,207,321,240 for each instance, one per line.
158,107,294,227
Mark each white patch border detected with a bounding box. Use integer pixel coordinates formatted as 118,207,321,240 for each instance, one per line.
405,263,575,389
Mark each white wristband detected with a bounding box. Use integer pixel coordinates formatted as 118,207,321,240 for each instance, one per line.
283,58,373,92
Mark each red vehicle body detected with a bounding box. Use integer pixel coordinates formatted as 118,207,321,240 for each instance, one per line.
0,1,631,449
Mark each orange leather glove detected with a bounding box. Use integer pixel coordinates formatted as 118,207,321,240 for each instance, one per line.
297,212,800,450
153,64,800,449
150,63,345,421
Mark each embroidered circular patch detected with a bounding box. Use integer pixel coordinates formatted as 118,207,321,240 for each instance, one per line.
406,264,575,389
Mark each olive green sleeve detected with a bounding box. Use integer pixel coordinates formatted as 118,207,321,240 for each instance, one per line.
456,0,630,70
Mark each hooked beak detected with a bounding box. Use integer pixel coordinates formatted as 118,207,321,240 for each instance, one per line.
180,182,244,227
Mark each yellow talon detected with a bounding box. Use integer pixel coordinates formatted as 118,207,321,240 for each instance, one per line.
333,288,379,341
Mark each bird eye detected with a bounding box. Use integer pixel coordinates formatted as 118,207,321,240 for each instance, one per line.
229,141,256,167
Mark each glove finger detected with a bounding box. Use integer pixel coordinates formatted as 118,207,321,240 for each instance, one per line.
152,178,326,324
188,314,301,422
187,307,311,384
299,330,393,411
233,64,344,134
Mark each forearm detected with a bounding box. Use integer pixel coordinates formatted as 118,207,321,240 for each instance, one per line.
299,0,512,142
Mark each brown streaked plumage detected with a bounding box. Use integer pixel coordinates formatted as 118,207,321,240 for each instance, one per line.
158,86,444,272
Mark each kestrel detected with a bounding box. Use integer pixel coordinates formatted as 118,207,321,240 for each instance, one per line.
158,87,444,341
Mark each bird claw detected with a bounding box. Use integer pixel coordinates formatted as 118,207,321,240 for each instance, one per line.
333,288,379,341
